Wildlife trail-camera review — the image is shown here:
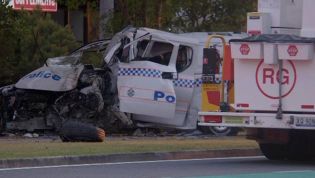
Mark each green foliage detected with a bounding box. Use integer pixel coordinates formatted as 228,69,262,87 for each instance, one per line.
57,0,99,10
0,4,79,86
103,0,257,35
103,0,175,36
81,52,104,67
170,0,256,32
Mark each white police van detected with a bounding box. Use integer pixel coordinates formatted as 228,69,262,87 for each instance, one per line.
105,27,246,135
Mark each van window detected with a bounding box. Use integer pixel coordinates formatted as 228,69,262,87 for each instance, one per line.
136,40,149,57
133,40,173,66
176,46,193,72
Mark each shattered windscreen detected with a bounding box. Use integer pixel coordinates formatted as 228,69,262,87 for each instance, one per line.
46,40,111,68
46,55,80,67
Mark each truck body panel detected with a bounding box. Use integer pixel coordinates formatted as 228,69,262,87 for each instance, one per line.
198,0,315,160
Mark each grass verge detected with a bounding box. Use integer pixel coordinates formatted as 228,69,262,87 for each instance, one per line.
0,136,258,160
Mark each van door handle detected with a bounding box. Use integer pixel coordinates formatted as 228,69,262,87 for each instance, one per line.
161,72,178,80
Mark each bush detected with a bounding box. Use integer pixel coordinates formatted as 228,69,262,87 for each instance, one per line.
0,3,79,86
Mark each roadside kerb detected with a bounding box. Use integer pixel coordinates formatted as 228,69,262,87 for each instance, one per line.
0,148,261,169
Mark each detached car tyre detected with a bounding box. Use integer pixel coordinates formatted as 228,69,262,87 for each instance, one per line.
59,121,105,142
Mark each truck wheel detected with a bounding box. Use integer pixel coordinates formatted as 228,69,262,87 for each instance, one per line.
287,144,310,161
287,132,311,161
199,126,239,136
59,121,105,142
259,143,287,160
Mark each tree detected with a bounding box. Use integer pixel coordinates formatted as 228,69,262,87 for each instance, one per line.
103,0,257,35
57,0,99,10
0,1,20,85
57,0,100,42
0,3,79,86
103,0,174,36
170,0,257,32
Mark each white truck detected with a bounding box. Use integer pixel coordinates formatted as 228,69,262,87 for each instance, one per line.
0,26,245,140
198,0,315,160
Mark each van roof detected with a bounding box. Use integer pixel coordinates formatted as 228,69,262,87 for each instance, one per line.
138,28,200,46
180,32,248,45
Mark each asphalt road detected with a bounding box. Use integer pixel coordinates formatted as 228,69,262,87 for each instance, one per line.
0,156,315,178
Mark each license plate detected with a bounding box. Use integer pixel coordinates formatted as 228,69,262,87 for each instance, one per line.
295,117,315,127
224,116,243,124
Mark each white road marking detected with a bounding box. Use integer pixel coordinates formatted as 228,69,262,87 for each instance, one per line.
276,170,313,173
0,156,265,171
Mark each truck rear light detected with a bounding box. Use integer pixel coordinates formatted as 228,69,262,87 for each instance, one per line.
237,103,249,108
203,116,222,123
301,105,314,109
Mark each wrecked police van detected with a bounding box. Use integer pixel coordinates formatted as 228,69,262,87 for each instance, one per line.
0,27,243,141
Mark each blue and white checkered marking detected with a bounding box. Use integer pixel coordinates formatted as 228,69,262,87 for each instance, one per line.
173,78,202,88
194,78,202,87
119,67,202,88
119,68,162,78
173,79,194,88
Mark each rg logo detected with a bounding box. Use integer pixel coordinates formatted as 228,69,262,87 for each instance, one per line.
256,60,296,99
